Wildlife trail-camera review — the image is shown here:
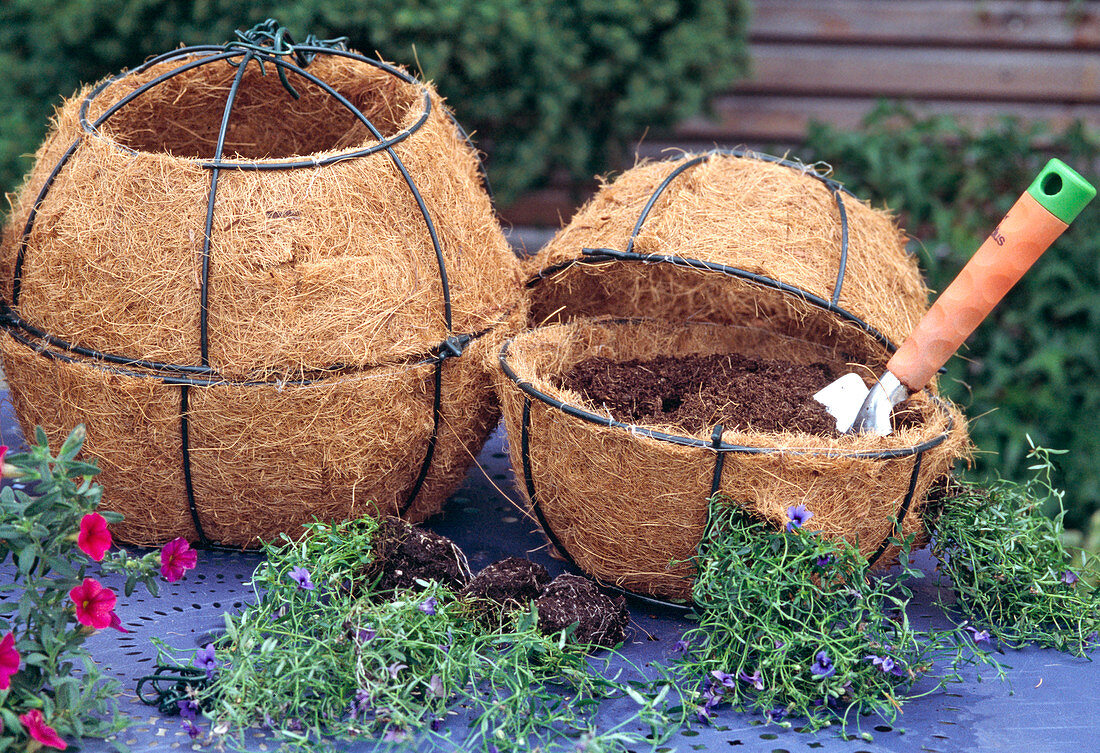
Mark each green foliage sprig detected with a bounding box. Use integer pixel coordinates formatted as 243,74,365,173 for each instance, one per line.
177,518,678,751
931,439,1100,654
0,1,749,203
802,106,1100,530
0,426,197,751
671,500,997,734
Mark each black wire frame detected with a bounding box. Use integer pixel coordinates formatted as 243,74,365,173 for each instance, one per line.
2,41,485,548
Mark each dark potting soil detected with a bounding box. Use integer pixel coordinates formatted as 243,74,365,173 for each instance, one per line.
462,557,551,605
562,352,842,435
369,517,473,594
369,521,626,648
535,574,629,648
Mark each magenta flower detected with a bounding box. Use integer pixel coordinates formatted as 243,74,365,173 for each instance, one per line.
738,669,764,691
786,504,814,532
69,578,117,630
0,632,20,690
810,650,835,678
289,566,315,590
160,538,197,582
77,513,112,562
20,709,67,750
195,644,218,679
107,612,130,633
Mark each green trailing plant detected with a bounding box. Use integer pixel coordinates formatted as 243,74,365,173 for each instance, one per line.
802,105,1100,531
0,425,197,751
0,1,749,203
930,439,1100,654
158,517,679,751
670,499,998,734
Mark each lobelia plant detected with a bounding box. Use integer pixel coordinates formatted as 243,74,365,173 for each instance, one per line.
0,425,197,750
671,498,1000,735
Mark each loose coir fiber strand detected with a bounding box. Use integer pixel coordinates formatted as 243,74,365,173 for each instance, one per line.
496,317,968,601
506,153,969,601
0,46,527,546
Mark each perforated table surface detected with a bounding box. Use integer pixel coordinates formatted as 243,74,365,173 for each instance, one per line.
2,392,1098,753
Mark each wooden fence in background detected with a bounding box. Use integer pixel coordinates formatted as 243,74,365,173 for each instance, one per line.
502,0,1100,245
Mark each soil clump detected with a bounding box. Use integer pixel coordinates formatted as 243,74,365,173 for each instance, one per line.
368,518,473,594
535,574,629,648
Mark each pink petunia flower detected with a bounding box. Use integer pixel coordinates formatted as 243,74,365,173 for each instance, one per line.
160,538,197,582
0,632,19,690
69,578,117,630
77,513,112,562
108,612,130,633
19,709,67,750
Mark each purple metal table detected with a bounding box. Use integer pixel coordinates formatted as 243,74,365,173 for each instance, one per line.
2,393,1096,752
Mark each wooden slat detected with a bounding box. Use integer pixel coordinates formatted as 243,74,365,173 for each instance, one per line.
676,95,1100,142
751,0,1100,50
739,42,1100,102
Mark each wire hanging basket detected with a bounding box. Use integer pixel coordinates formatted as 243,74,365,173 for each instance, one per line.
0,21,526,547
497,150,968,604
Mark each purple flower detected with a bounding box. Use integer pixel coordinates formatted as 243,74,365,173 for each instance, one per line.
428,674,446,698
356,627,376,644
866,654,896,674
966,626,991,644
177,699,199,720
765,707,787,723
1062,570,1079,586
382,727,408,743
182,720,200,739
419,596,438,616
354,689,372,715
673,638,691,653
431,718,445,732
738,669,764,691
810,650,835,678
710,670,736,689
786,504,814,532
289,566,315,590
816,554,834,568
194,644,217,679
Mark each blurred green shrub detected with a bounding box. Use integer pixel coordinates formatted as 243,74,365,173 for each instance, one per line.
802,105,1100,528
0,0,748,203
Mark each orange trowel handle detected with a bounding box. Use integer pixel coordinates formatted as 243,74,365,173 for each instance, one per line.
887,192,1067,392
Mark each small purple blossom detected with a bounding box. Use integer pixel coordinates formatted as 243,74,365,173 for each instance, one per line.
710,670,736,689
673,638,691,653
182,720,200,739
356,627,376,644
866,654,896,674
738,669,764,691
810,650,835,678
786,504,814,532
419,596,438,616
382,727,408,743
1063,570,1079,586
966,625,991,644
431,718,445,732
354,688,372,715
194,643,218,679
178,699,199,720
289,566,315,591
428,674,446,698
765,707,787,723
816,554,834,568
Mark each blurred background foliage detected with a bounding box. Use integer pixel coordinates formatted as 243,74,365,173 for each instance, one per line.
0,0,750,202
803,106,1100,532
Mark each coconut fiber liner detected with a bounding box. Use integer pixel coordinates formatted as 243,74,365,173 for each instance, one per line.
0,26,526,546
497,317,967,602
524,150,929,349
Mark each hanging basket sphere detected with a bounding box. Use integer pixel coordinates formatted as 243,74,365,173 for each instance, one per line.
503,151,969,602
0,34,526,547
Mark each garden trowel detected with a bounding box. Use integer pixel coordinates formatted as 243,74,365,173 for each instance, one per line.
814,158,1095,435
